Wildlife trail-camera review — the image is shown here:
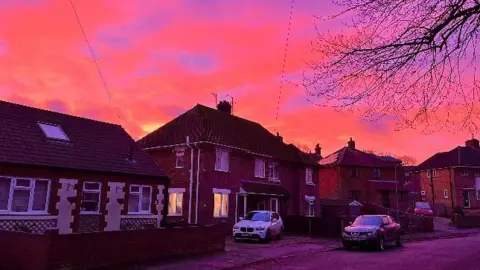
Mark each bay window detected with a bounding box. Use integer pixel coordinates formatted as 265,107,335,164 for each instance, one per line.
128,185,152,214
0,177,50,214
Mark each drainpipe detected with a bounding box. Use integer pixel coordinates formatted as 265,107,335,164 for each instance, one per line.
195,146,201,224
186,136,194,224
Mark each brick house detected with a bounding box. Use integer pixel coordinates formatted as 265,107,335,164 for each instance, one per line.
415,138,480,216
318,138,409,210
0,101,169,234
137,101,320,226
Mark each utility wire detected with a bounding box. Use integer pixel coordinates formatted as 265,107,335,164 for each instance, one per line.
274,0,295,133
69,0,124,126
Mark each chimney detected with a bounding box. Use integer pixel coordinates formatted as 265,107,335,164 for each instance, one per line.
347,138,356,150
465,138,480,149
276,132,283,143
315,143,322,158
217,100,232,114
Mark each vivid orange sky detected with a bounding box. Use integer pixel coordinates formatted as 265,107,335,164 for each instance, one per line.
0,0,473,163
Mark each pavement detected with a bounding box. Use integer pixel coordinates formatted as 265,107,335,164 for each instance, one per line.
133,217,480,270
238,232,480,270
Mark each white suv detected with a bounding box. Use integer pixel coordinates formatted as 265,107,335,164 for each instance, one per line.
232,211,284,242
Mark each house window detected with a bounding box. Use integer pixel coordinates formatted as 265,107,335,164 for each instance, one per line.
305,168,314,185
80,182,101,213
38,122,69,141
462,169,469,176
475,178,480,200
373,168,381,179
213,189,230,218
255,159,266,178
215,149,229,172
350,167,359,178
427,170,437,178
268,161,280,181
306,197,315,217
443,189,449,199
168,189,184,216
175,149,185,168
0,177,50,213
128,185,152,214
405,172,410,177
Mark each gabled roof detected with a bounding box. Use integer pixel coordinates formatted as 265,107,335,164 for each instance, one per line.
137,104,318,166
319,147,401,167
416,146,480,171
0,100,165,177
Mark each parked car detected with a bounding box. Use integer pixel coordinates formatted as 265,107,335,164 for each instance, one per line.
342,215,404,251
232,211,284,242
408,202,434,216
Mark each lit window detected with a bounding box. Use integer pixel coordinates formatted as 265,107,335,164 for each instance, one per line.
38,122,69,141
128,185,152,213
0,177,50,213
255,159,265,178
443,189,449,199
213,189,229,218
168,192,183,216
215,149,229,172
305,168,314,185
268,161,280,181
175,149,185,168
306,199,315,217
80,182,101,213
373,168,381,179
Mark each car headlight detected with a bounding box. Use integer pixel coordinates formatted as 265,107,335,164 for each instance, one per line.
233,226,239,230
255,227,266,231
367,230,377,236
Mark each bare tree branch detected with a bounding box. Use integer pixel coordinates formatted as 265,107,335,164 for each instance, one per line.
306,0,480,133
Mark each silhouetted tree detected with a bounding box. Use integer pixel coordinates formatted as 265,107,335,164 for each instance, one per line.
306,1,480,133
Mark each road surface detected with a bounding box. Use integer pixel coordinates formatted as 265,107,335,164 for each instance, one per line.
242,234,480,270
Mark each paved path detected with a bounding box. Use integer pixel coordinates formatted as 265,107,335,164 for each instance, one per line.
240,233,480,270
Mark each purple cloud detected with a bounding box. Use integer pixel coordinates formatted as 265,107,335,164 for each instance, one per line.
46,100,70,114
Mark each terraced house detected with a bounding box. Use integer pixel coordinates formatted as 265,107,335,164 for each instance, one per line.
137,101,320,226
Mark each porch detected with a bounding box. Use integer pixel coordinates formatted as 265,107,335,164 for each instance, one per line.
235,181,290,222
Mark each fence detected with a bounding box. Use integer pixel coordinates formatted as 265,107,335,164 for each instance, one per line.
0,223,228,270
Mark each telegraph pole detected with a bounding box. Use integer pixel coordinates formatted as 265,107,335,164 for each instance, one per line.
430,168,435,205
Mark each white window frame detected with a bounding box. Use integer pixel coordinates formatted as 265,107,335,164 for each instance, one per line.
254,159,266,178
213,188,230,218
215,148,230,172
0,176,51,215
80,181,102,214
305,196,315,217
427,170,437,178
462,169,469,176
268,161,280,182
175,149,185,168
168,188,185,216
443,189,449,199
305,168,314,185
128,185,152,214
38,122,70,141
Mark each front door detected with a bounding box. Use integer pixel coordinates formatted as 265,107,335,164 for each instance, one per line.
463,190,471,208
381,191,391,208
270,198,279,213
257,200,265,210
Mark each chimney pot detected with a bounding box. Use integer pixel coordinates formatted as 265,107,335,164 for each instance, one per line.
347,138,356,150
315,143,322,157
276,132,283,143
465,138,480,149
217,100,232,114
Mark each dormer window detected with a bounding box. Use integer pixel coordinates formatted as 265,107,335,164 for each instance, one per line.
38,122,69,141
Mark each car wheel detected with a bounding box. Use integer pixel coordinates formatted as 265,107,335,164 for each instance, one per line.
377,237,385,251
263,229,272,243
276,228,284,240
396,234,404,247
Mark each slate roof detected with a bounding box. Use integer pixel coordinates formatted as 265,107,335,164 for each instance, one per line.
319,146,401,167
0,100,166,177
416,146,480,171
137,104,319,166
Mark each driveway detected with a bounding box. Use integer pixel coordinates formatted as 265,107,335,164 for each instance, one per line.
240,233,480,270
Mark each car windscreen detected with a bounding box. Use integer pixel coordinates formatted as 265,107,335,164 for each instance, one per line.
244,212,270,222
415,202,431,209
352,216,381,226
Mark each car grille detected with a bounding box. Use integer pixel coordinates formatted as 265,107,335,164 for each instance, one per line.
240,227,254,232
345,231,369,236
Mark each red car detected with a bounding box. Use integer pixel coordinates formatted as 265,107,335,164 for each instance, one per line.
411,202,434,216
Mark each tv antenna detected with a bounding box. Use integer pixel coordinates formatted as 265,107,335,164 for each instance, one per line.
211,93,218,106
226,94,234,114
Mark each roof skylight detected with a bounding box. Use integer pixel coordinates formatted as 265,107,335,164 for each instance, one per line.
38,122,70,141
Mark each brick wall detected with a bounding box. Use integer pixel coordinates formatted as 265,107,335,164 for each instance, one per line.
319,167,340,199
0,223,228,270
